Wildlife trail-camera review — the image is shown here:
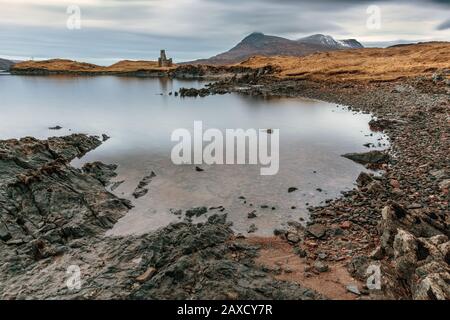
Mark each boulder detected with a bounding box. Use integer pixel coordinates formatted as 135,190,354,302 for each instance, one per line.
342,150,390,165
286,232,300,244
185,207,208,218
356,172,373,187
413,273,450,300
314,261,329,273
306,224,327,239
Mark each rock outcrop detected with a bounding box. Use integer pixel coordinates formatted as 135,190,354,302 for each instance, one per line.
376,204,449,300
0,135,322,300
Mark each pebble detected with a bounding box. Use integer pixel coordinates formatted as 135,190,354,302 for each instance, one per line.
136,267,157,283
346,284,361,295
247,211,257,219
314,261,329,273
248,224,258,234
287,233,300,243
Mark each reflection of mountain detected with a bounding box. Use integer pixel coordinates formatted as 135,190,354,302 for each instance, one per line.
0,58,16,71
186,33,364,65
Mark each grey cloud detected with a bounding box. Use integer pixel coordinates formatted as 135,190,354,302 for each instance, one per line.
0,24,225,62
0,0,448,63
437,19,450,30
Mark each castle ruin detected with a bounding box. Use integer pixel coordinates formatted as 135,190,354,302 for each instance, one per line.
158,50,173,67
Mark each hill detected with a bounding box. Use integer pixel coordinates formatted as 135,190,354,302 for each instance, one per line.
187,32,363,65
238,42,450,82
11,59,175,74
0,58,16,71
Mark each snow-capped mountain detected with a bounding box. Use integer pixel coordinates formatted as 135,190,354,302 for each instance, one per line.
297,34,364,49
186,33,364,65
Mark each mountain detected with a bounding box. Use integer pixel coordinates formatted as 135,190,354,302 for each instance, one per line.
0,58,16,71
297,34,363,49
187,32,364,65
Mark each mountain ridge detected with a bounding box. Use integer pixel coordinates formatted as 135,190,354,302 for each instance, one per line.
0,58,16,71
186,33,364,65
296,34,363,49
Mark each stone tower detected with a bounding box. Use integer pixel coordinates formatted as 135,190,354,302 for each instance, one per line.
158,50,173,67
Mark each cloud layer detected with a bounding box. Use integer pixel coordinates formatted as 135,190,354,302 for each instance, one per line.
0,0,448,63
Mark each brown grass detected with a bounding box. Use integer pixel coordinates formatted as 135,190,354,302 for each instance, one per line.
13,58,175,73
237,42,450,82
11,42,450,82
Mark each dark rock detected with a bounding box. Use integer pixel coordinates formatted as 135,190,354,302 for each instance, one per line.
369,118,395,131
82,162,118,186
248,224,258,234
288,187,298,193
207,213,227,224
133,172,156,199
247,211,257,219
0,224,12,242
169,209,182,216
347,255,370,280
294,247,307,258
133,188,148,199
0,134,129,263
356,172,373,187
179,87,211,97
342,150,390,165
314,261,329,273
273,229,287,237
110,180,124,191
306,224,327,239
185,207,208,218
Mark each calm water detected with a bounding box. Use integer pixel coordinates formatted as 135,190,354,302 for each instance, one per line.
0,75,387,236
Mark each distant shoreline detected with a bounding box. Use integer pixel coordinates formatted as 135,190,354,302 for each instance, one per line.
9,42,450,83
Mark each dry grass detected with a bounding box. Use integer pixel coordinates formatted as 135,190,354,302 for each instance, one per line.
13,59,175,73
105,60,173,72
238,42,450,82
12,42,450,82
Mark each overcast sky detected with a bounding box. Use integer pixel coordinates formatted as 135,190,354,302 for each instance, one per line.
0,0,449,64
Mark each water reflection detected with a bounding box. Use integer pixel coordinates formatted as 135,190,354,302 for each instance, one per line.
0,75,388,236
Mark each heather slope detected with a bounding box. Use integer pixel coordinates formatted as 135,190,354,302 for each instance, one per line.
238,42,450,82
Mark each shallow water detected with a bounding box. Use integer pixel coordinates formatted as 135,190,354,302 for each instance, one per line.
0,75,388,236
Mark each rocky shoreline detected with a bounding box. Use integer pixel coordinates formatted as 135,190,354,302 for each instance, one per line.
179,73,450,299
0,71,448,300
0,134,323,300
10,63,268,81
